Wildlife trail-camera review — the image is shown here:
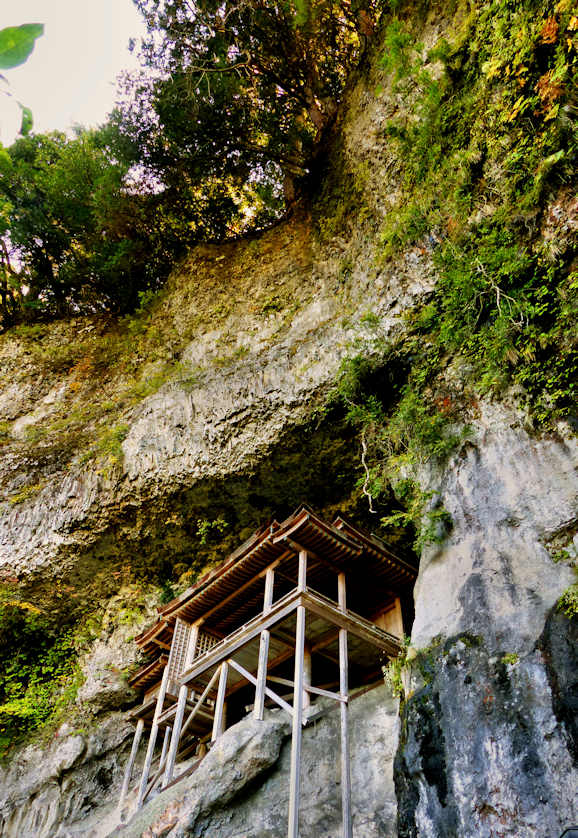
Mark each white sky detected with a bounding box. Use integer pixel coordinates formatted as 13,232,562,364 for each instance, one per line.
0,0,146,144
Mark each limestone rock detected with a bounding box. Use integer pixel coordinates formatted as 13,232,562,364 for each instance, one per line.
0,715,134,838
395,633,578,838
412,402,577,654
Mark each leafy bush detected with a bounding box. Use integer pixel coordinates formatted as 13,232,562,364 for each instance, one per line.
0,594,82,756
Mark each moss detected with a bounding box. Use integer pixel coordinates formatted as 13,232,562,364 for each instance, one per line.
557,584,578,619
324,0,576,552
501,653,519,666
8,482,44,505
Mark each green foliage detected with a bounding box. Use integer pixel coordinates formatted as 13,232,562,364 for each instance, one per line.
337,0,576,548
0,126,201,327
501,652,519,665
0,25,43,70
0,24,44,136
557,584,578,619
383,635,412,699
0,593,81,756
112,0,382,240
93,423,129,467
196,517,229,545
375,0,577,428
381,479,452,553
334,344,463,553
380,19,415,82
8,482,44,506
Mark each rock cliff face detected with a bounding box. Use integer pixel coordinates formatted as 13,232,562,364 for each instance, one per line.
0,2,576,837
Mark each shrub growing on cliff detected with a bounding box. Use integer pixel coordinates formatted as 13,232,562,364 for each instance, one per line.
0,595,80,756
375,0,577,427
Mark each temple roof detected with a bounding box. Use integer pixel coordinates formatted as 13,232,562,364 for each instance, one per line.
135,506,416,656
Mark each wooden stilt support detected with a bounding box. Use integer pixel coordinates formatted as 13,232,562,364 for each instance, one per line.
118,717,144,813
136,665,170,809
180,666,221,740
338,572,352,838
254,568,275,720
303,643,312,712
159,725,171,767
297,549,307,592
228,656,295,719
211,661,229,742
288,554,307,838
162,624,199,788
162,685,188,787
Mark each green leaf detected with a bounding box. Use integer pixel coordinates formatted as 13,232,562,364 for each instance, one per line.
18,104,33,136
0,24,44,70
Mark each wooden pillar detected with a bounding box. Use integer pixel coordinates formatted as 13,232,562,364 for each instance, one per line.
211,661,229,742
159,725,171,766
288,593,306,838
338,572,352,838
118,718,144,812
162,623,199,788
137,665,170,809
254,568,275,721
162,686,187,787
303,643,312,712
297,549,307,591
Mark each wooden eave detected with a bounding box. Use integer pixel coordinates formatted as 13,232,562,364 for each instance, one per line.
333,515,418,582
129,654,168,690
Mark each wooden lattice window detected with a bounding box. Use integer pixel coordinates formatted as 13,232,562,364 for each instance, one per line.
196,630,219,658
167,618,192,682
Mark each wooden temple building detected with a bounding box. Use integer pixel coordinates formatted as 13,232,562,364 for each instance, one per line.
119,506,418,836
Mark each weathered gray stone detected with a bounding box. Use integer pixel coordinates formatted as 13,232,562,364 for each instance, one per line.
412,403,577,655
395,633,578,838
0,715,134,838
539,610,578,760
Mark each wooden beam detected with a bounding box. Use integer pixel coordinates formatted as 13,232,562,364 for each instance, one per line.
181,589,300,685
338,573,346,612
264,567,275,611
118,718,144,813
303,642,312,711
266,676,343,703
162,617,202,788
338,572,352,838
254,567,275,721
301,591,401,656
271,626,339,666
253,629,270,720
288,604,306,838
285,538,345,577
180,667,221,740
228,657,294,720
162,686,187,788
211,662,229,742
306,683,346,703
194,556,285,626
136,665,170,809
311,628,340,653
297,549,307,591
159,726,171,771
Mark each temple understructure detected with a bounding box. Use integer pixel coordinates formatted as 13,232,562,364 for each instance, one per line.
119,506,418,836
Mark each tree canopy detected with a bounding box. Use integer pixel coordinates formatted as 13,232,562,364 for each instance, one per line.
0,1,381,328
113,0,379,213
0,129,195,324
